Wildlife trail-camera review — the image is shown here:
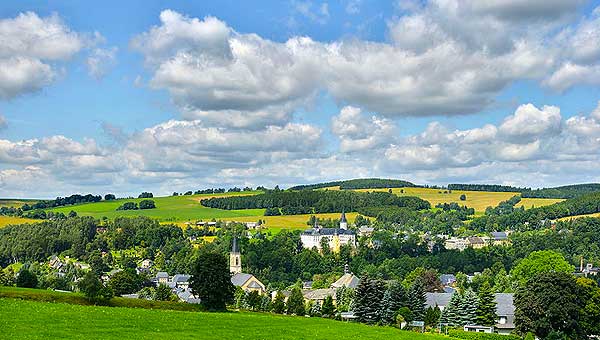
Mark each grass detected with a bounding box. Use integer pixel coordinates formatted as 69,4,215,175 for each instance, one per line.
0,295,451,340
557,212,600,221
515,197,564,209
46,192,265,222
0,215,39,228
224,212,365,231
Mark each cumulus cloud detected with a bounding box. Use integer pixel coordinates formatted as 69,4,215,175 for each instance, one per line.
133,7,600,123
332,106,396,152
0,11,110,98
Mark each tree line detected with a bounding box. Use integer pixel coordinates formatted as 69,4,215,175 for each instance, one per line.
201,190,430,215
289,178,417,191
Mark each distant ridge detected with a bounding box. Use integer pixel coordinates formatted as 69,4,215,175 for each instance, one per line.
449,183,600,199
289,178,418,191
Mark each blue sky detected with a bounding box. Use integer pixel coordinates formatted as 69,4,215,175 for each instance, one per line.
2,0,600,198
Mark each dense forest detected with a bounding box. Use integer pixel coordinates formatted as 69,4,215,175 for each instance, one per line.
521,183,600,199
449,183,600,199
201,190,430,214
289,178,417,190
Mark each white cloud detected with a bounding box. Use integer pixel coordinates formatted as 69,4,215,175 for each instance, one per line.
499,104,562,138
331,106,396,152
86,47,118,79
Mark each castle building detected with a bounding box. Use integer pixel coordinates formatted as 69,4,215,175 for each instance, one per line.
300,211,356,252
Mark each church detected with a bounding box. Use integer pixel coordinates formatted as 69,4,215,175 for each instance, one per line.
229,237,266,294
300,211,356,252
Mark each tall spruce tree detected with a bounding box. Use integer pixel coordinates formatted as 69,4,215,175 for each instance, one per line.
380,281,407,325
286,286,306,316
407,279,426,321
476,281,498,326
354,275,386,324
440,292,461,326
458,288,479,325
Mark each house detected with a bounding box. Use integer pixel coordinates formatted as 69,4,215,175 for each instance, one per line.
172,274,191,289
426,292,516,334
177,288,201,304
464,325,494,333
300,212,356,252
444,237,469,251
303,288,336,303
49,255,64,270
156,272,169,285
229,237,266,294
358,226,375,237
330,266,360,289
440,274,456,287
468,237,486,249
490,232,509,245
140,259,153,269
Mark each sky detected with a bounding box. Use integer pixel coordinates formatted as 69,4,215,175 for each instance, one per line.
2,0,600,198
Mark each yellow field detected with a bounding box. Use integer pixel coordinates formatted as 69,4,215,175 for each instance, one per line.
557,212,600,221
0,216,39,228
226,212,365,231
515,197,564,209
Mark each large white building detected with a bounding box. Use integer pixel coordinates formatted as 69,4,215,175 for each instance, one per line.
300,212,356,252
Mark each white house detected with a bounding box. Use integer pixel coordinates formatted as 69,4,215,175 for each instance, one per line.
300,212,356,252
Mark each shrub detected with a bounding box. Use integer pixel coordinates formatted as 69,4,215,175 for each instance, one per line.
448,329,521,340
138,199,156,210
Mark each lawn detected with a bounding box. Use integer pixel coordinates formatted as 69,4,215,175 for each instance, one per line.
0,297,451,340
46,192,265,222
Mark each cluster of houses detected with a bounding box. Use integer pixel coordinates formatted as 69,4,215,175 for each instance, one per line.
444,232,510,251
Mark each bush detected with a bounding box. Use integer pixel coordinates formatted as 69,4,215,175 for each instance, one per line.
116,202,138,211
16,268,38,288
138,199,156,210
460,194,467,201
448,329,521,340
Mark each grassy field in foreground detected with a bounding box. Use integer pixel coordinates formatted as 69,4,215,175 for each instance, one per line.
0,298,451,340
47,192,265,222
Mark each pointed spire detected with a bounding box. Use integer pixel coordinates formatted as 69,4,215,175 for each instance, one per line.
340,210,347,223
231,236,240,253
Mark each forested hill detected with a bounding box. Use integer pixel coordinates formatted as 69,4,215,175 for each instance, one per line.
521,183,600,199
449,183,600,199
469,191,600,231
289,178,418,190
201,190,430,215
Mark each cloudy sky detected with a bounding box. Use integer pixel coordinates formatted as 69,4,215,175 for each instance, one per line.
2,0,600,198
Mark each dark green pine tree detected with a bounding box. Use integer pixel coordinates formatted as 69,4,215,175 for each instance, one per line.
380,281,407,325
354,275,386,324
440,291,461,326
407,279,427,321
476,281,498,326
286,286,306,316
458,288,479,325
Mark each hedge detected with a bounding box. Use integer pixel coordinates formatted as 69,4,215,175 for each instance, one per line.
448,329,521,340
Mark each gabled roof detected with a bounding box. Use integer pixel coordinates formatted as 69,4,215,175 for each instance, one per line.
426,292,452,308
495,293,514,316
303,288,336,300
231,237,240,253
331,273,360,289
173,274,190,282
231,273,253,286
491,232,508,240
156,271,169,278
302,227,355,236
247,281,263,289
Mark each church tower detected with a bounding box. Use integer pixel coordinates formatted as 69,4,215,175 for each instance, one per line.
339,210,348,230
230,236,242,274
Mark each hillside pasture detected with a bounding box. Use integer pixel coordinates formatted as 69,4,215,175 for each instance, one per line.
226,212,366,232
0,199,37,208
46,192,264,222
0,297,450,340
515,197,564,209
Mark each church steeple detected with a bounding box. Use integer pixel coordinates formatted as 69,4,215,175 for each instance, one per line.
230,236,242,274
339,210,348,230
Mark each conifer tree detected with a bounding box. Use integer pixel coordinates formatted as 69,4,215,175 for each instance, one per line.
407,279,426,320
309,301,322,317
286,286,306,316
459,288,479,325
321,295,335,317
476,281,497,326
440,291,461,326
380,281,407,325
272,291,286,314
354,275,385,324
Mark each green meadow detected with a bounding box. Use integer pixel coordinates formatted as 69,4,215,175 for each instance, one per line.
47,192,265,222
0,297,452,340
